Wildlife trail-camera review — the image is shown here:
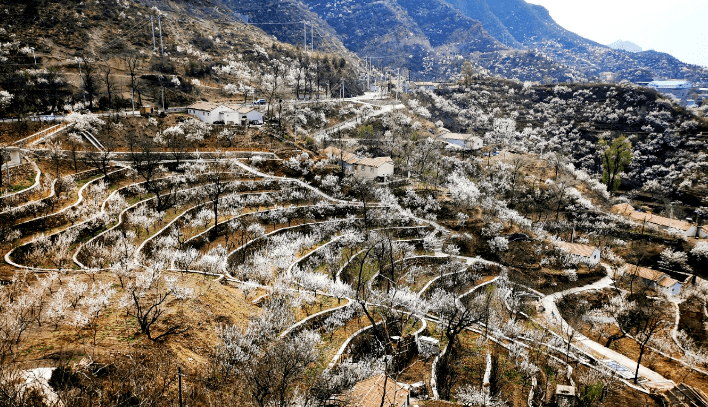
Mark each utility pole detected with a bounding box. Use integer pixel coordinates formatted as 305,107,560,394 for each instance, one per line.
303,21,307,51
396,67,400,102
150,16,156,51
158,15,164,57
311,23,314,51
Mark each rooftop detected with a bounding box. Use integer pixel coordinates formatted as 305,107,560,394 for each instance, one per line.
235,106,257,114
357,156,394,168
439,133,481,142
188,101,220,111
649,80,692,89
556,241,597,258
347,374,409,407
612,203,693,231
323,147,393,168
627,265,665,283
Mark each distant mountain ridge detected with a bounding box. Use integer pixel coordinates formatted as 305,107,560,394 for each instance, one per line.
224,0,707,83
608,40,643,53
8,0,705,85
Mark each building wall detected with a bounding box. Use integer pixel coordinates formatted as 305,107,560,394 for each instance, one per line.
700,228,708,239
446,139,466,148
245,111,263,124
589,249,601,266
356,164,377,179
668,282,683,296
189,109,211,123
220,112,241,125
376,162,394,178
466,138,483,150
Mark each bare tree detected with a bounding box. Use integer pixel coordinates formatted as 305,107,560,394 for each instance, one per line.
121,264,193,341
79,55,100,111
100,64,115,113
123,54,142,114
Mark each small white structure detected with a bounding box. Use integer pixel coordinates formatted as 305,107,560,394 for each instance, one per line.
440,132,483,150
186,102,234,124
233,106,263,125
2,147,22,169
351,157,394,180
187,102,264,126
557,241,601,267
627,265,684,296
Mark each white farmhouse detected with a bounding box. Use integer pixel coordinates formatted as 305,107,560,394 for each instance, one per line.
627,265,684,296
323,146,394,181
186,102,264,126
186,102,234,124
351,157,394,180
648,80,692,102
556,241,601,267
440,132,483,150
232,106,264,125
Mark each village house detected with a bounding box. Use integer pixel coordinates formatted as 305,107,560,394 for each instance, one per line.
439,132,483,151
556,241,601,267
344,374,410,407
186,102,263,125
648,80,693,102
234,106,264,125
627,264,684,296
612,203,699,237
186,102,233,124
324,146,395,181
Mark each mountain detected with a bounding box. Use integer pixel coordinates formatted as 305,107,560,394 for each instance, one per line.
608,40,642,53
225,0,708,83
4,0,708,86
223,0,506,75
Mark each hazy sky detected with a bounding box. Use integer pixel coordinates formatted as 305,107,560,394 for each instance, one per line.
526,0,708,67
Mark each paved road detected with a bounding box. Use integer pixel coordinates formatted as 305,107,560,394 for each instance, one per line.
538,273,675,392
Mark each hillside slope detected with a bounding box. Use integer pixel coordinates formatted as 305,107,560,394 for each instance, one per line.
224,0,505,74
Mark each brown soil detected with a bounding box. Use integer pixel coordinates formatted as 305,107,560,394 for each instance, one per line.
13,271,260,372
0,121,55,144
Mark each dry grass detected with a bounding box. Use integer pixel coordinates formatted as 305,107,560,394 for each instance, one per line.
13,271,261,372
